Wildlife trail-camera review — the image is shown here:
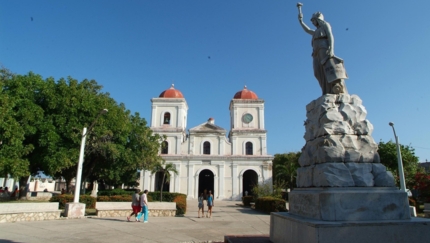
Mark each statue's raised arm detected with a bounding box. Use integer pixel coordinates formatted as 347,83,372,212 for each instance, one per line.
296,2,348,95
297,3,314,35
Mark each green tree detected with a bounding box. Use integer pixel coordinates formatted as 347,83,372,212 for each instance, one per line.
150,160,178,202
41,77,163,191
1,68,164,197
39,77,118,191
0,69,46,195
0,68,31,183
378,140,420,189
272,152,301,190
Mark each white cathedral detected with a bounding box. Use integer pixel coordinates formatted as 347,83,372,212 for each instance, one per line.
139,85,273,200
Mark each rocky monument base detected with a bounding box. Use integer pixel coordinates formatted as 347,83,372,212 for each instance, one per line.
289,187,410,221
270,93,430,242
270,212,430,243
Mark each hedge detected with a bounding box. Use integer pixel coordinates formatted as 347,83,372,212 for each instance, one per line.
50,194,96,209
255,196,287,214
98,189,134,196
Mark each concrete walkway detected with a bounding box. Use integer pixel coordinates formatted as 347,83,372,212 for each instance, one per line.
0,200,270,243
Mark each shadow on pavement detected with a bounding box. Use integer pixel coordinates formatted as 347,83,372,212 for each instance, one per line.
87,217,127,222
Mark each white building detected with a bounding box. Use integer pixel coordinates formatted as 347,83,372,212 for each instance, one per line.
140,85,273,200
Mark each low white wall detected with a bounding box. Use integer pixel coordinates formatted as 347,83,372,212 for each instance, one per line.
26,192,53,201
0,202,61,223
0,202,60,213
28,180,56,192
95,201,176,210
95,202,177,218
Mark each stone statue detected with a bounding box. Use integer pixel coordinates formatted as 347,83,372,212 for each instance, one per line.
297,3,348,95
90,180,98,198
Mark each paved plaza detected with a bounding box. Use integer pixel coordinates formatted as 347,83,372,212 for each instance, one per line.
0,200,270,243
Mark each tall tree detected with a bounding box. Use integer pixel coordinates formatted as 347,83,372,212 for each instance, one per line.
150,160,178,202
0,69,46,195
0,69,30,183
378,140,420,189
272,152,301,190
1,68,164,197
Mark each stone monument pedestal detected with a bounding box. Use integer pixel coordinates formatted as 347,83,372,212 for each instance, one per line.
65,202,86,218
289,187,410,221
270,212,430,243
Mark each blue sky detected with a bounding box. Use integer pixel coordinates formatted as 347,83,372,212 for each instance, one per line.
2,1,430,162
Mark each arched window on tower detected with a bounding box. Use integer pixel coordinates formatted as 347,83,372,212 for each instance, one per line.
164,112,171,125
246,142,253,155
203,141,211,155
161,141,168,154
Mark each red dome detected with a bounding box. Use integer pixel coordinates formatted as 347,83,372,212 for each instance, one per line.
159,84,184,98
233,86,258,99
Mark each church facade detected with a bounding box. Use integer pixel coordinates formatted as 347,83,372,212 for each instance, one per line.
139,85,273,200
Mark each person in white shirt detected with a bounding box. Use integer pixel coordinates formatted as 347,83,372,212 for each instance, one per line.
137,189,149,223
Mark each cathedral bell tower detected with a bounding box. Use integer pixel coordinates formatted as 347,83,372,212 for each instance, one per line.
229,86,267,155
150,84,188,155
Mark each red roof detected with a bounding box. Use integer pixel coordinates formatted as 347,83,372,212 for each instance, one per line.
159,84,184,98
233,86,258,99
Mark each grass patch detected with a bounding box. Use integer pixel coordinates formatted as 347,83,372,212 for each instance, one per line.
86,209,97,216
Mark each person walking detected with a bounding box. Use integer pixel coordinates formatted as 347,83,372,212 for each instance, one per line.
198,193,205,218
137,189,149,223
127,189,141,222
207,190,214,218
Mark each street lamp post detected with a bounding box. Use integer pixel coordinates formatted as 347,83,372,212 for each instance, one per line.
389,122,406,192
66,109,107,217
73,127,88,203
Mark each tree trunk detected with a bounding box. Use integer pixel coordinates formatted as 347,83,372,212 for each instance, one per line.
64,175,74,194
160,173,165,202
18,176,30,200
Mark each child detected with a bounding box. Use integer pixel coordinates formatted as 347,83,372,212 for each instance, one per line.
198,193,204,218
207,190,214,218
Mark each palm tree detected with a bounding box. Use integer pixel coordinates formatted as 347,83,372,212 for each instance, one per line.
150,160,178,202
273,152,301,190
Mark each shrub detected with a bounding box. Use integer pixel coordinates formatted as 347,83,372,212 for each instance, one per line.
50,194,96,209
252,180,287,201
172,193,187,215
149,191,176,202
414,172,430,203
242,196,253,206
255,196,287,214
109,195,132,202
146,194,153,202
97,196,110,202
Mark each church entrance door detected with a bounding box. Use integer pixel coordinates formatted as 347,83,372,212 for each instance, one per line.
242,170,258,197
198,169,214,198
